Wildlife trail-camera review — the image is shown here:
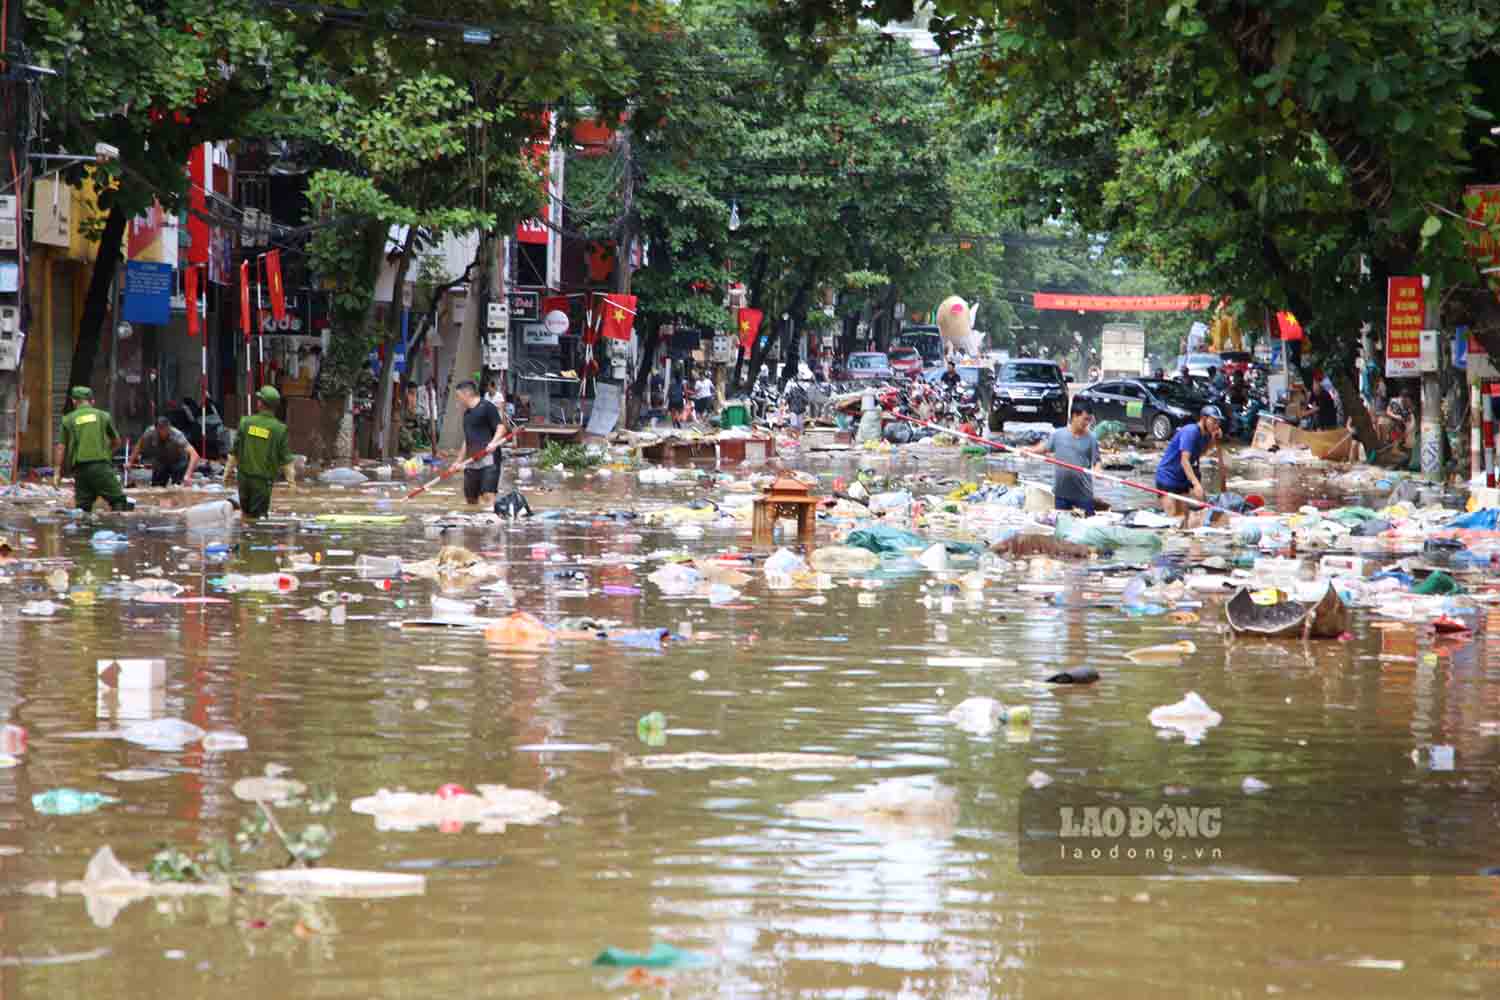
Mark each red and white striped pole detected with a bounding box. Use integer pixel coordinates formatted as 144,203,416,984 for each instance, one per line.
1485,382,1497,489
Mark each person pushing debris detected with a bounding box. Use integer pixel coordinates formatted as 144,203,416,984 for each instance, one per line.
1154,404,1225,526
127,417,200,487
454,380,508,507
54,386,130,512
224,386,296,519
1025,398,1101,514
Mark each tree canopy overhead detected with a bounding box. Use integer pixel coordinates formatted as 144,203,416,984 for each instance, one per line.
765,0,1500,364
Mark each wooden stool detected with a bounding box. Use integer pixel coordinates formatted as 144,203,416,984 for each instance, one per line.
751,475,820,547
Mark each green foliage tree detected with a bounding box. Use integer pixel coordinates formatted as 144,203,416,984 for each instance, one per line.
765,0,1500,454
565,2,965,397
27,0,296,390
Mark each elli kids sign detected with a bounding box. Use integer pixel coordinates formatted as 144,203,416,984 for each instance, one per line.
1385,276,1424,377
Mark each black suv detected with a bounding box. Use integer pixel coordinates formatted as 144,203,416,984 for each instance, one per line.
988,359,1070,432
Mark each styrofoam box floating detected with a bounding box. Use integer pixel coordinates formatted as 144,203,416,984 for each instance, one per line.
97,659,166,721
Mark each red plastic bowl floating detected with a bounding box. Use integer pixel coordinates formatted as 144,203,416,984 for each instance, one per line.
1431,616,1471,634
436,783,468,800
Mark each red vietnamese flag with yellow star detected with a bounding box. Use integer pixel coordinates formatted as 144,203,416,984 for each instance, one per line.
737,307,763,350
265,249,286,323
1276,311,1303,342
598,294,637,341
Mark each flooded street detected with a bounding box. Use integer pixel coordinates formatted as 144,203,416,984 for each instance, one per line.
2,449,1498,998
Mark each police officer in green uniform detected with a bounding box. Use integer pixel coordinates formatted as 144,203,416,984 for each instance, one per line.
53,386,130,512
224,385,296,518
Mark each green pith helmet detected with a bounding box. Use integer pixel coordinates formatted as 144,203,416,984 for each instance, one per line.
257,385,281,406
71,386,92,400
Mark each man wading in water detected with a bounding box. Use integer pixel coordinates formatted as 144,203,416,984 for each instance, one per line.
453,380,508,507
1154,404,1225,527
1025,398,1102,514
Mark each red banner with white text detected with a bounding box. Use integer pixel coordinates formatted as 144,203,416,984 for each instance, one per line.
1385,276,1424,377
1033,292,1212,312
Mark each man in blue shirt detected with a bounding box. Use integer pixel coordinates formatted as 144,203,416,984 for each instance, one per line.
1155,405,1225,526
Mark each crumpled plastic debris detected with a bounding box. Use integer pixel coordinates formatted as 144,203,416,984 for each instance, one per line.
349,785,562,833
648,563,702,596
763,548,808,577
945,697,1005,735
318,467,368,485
120,717,206,751
1124,640,1197,663
232,774,307,804
483,612,555,648
636,711,667,746
1148,692,1223,744
786,777,958,838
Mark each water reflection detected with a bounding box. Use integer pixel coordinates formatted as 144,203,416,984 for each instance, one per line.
0,459,1496,996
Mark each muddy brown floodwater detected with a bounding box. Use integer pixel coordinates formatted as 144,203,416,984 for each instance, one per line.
0,449,1497,998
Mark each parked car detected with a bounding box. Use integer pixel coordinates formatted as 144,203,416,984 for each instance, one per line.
896,326,944,367
989,358,1070,432
887,346,925,377
1172,352,1226,378
835,352,895,381
1075,377,1207,441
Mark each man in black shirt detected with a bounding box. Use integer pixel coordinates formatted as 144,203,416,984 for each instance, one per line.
940,360,962,390
454,380,507,505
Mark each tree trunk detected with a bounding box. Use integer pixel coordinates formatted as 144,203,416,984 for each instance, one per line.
68,203,129,394
374,227,419,460
1332,371,1379,459
874,285,898,352
777,283,813,391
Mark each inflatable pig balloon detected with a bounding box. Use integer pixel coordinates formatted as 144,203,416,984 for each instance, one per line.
936,296,982,358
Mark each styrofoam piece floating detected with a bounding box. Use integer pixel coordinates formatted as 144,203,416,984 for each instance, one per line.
249,867,426,898
96,658,167,721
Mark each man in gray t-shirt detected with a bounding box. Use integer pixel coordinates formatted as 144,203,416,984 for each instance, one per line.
128,417,200,487
1025,398,1101,513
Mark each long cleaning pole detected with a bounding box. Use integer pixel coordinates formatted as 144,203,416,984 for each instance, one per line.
901,415,1233,515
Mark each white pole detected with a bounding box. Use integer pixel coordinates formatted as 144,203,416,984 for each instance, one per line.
256,256,266,396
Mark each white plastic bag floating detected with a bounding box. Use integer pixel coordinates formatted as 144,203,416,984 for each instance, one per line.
917,543,949,571
763,548,808,577
647,563,702,596
120,718,206,751
1147,692,1222,744
945,697,1004,736
318,467,368,485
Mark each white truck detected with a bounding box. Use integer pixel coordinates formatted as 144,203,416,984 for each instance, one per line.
1100,323,1147,380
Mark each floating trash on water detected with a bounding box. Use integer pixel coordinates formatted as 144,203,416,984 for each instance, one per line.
1148,692,1222,744
33,788,119,815
593,943,711,969
785,777,958,838
349,786,562,834
636,711,668,747
1241,776,1272,794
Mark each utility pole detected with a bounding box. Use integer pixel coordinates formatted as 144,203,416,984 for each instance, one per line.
1421,276,1443,482
0,1,26,484
614,127,637,429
